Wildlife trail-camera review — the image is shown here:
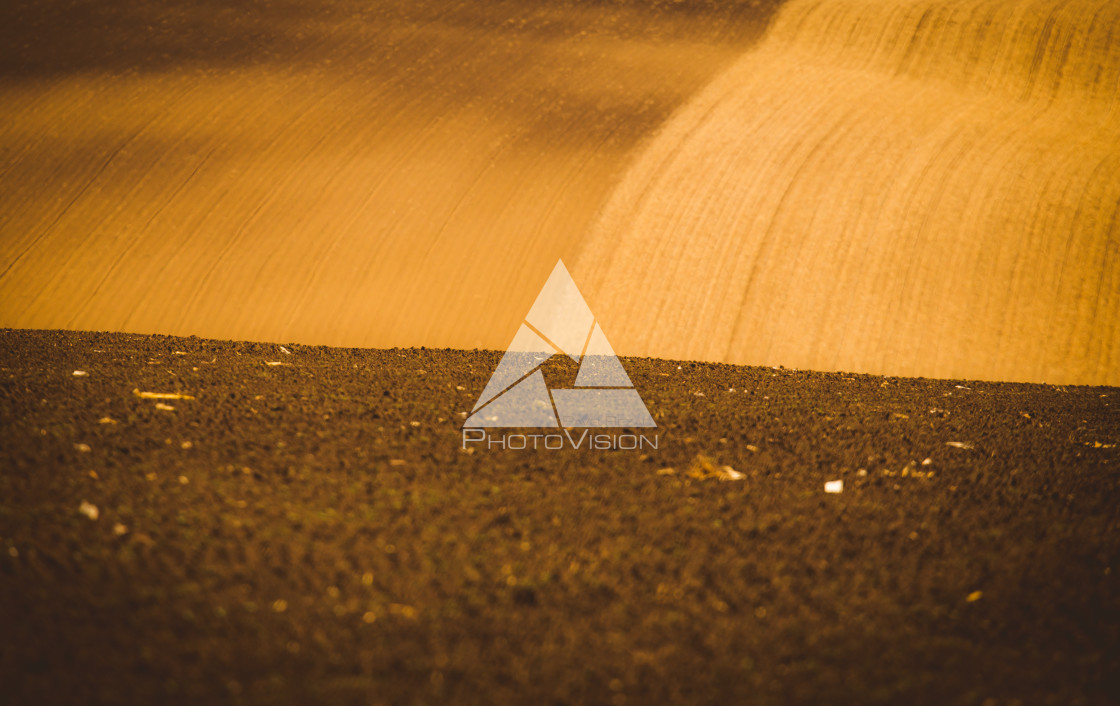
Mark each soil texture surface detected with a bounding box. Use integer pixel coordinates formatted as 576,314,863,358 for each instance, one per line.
1,328,1118,705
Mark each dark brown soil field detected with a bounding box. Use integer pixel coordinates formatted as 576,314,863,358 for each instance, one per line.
1,329,1117,705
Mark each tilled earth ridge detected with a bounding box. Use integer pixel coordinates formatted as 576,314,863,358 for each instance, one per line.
0,329,1117,705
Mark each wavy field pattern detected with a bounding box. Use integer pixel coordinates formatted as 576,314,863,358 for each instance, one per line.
0,0,779,351
575,0,1120,384
2,0,1116,384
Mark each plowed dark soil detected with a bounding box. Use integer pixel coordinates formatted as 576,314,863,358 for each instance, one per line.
1,329,1117,705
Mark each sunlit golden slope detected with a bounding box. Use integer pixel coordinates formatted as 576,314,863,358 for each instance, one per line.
0,0,778,352
575,0,1120,384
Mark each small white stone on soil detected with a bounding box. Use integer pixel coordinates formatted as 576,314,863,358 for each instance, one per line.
266,361,283,366
280,346,291,355
945,441,973,449
857,469,868,477
720,466,744,481
922,457,933,465
180,441,193,449
133,388,194,400
75,443,91,453
824,480,843,493
113,523,128,536
79,501,99,520
99,417,117,424
155,402,175,411
72,370,88,377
